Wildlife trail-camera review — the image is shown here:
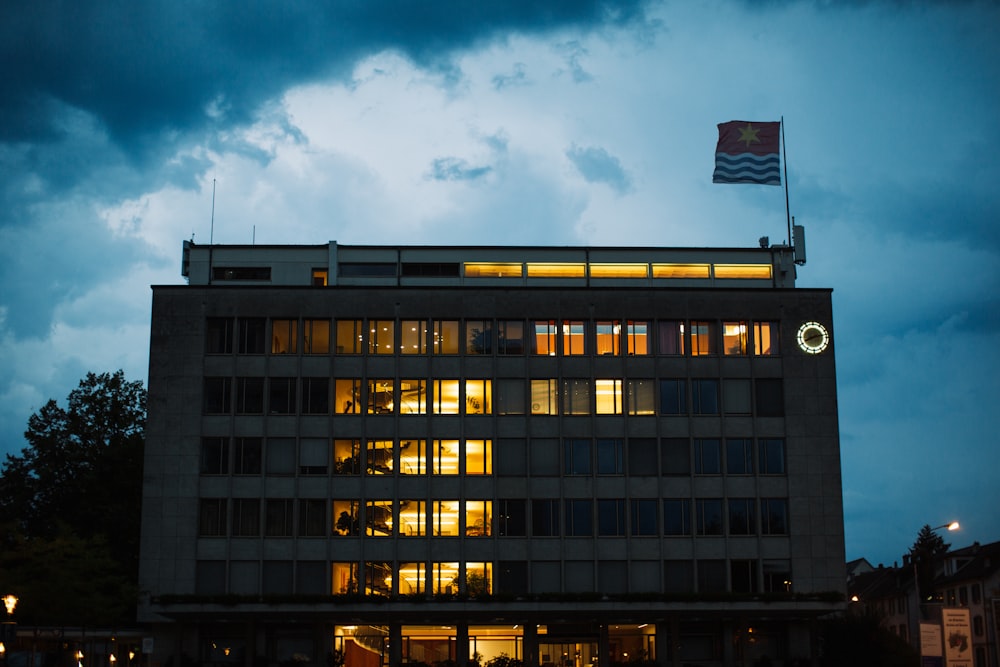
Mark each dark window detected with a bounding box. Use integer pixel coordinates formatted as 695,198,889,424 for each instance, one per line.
694,439,721,474
657,320,685,355
213,266,271,281
299,499,327,536
265,499,294,537
664,499,691,535
203,377,231,414
498,499,527,536
400,262,459,277
339,262,396,277
232,499,260,537
200,437,229,474
531,499,560,536
496,379,526,415
697,559,726,593
659,379,686,414
664,560,694,593
466,319,493,354
630,499,658,536
728,498,755,535
235,377,265,414
731,560,757,593
759,439,786,474
206,318,234,353
692,379,719,414
269,377,297,414
726,438,754,474
597,499,626,536
565,499,593,536
564,438,592,475
497,320,525,354
529,438,560,476
763,560,791,593
627,438,657,475
234,438,262,475
761,498,788,535
661,438,690,475
196,561,226,595
597,438,624,475
696,499,723,535
302,378,329,414
199,499,227,536
237,318,266,354
755,378,785,417
266,438,296,475
497,561,528,595
262,561,293,595
497,438,526,475
297,561,327,595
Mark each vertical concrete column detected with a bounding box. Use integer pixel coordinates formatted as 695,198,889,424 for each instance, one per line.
669,616,680,667
244,621,256,667
389,623,403,667
721,621,735,667
523,623,538,667
653,622,669,667
598,625,610,667
457,623,470,667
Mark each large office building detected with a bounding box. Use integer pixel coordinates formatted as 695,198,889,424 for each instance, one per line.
139,241,845,667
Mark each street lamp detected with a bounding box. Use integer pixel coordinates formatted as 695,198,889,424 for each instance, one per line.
0,597,14,616
913,521,960,607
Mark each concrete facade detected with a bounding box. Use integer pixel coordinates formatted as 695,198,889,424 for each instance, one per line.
139,242,845,667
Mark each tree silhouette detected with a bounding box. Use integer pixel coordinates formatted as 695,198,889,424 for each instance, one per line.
909,524,951,604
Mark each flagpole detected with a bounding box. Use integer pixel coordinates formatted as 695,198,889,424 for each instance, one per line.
781,116,791,245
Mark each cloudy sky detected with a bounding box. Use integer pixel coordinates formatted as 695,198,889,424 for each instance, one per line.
2,0,997,568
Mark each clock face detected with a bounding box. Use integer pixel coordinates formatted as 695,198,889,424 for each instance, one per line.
796,321,830,354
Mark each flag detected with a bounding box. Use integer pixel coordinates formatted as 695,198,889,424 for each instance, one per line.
713,120,781,185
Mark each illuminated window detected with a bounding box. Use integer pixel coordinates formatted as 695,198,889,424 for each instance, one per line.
657,320,685,355
690,321,716,355
365,500,393,536
271,319,297,354
364,561,391,597
398,562,426,594
235,377,264,414
526,262,585,278
335,319,363,354
496,378,526,415
564,439,592,475
432,320,459,354
714,264,772,279
626,320,650,355
464,262,522,278
432,502,460,537
753,321,780,355
432,380,460,414
728,498,755,535
311,268,328,286
367,379,395,414
369,319,395,355
664,499,691,536
333,500,360,536
627,379,655,415
432,440,460,475
303,319,330,354
465,439,492,475
597,439,624,475
465,379,492,414
332,562,358,595
561,320,585,355
366,439,394,475
596,320,621,355
562,379,591,415
530,379,558,415
334,379,361,414
595,379,623,414
652,263,711,278
398,500,426,536
268,377,296,414
333,439,361,475
398,379,426,414
531,320,558,355
565,499,593,536
431,562,461,594
199,499,227,536
723,321,748,355
398,440,427,475
589,263,648,278
302,378,329,414
465,500,492,536
465,563,492,595
466,319,493,354
400,320,427,354
497,320,525,354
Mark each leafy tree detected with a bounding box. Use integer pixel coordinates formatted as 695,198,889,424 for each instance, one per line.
0,370,146,625
909,524,950,603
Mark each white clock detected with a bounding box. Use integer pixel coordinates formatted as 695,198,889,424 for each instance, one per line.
796,321,830,354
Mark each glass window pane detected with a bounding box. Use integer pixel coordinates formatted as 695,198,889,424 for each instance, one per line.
690,321,716,356
497,320,525,354
433,380,461,414
304,319,330,354
369,320,395,355
432,320,459,354
531,320,558,355
530,379,558,415
595,320,621,355
561,320,586,355
595,379,623,414
753,321,780,356
400,320,428,354
657,320,685,355
271,319,297,354
626,320,650,355
466,320,493,354
562,379,591,415
722,321,748,356
335,319,362,354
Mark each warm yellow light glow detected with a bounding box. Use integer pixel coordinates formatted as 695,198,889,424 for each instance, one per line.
0,643,6,656
651,263,711,278
713,264,773,279
2,594,16,614
526,263,586,278
588,263,648,278
110,654,117,664
947,521,960,531
464,262,523,278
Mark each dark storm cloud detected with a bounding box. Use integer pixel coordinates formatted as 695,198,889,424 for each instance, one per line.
0,0,650,148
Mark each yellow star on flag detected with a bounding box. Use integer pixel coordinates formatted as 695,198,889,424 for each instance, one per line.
738,123,761,148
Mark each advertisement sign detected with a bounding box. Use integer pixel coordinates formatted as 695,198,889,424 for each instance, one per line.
920,623,943,667
942,608,972,667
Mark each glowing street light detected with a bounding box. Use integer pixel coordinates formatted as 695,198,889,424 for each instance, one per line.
1,596,15,615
